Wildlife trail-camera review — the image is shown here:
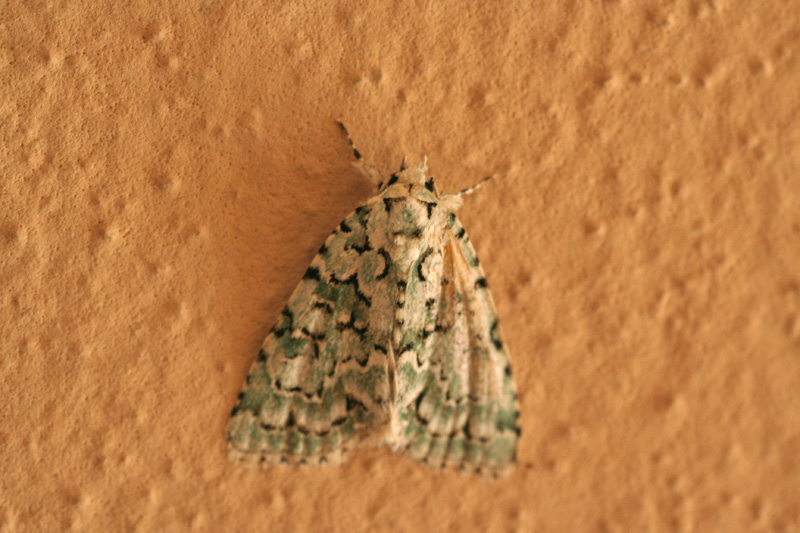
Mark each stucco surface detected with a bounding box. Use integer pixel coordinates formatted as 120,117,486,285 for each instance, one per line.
2,1,800,531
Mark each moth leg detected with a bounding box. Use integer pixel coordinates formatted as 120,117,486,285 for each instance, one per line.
441,176,493,211
336,121,382,188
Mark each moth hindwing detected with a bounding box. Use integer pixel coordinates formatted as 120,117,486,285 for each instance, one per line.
228,131,519,476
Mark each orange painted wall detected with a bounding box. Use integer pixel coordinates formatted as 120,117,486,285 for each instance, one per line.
2,1,799,531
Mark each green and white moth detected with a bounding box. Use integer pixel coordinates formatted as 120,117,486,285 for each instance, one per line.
227,124,519,476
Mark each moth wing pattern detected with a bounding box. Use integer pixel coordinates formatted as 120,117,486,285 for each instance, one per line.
390,210,519,475
227,197,397,466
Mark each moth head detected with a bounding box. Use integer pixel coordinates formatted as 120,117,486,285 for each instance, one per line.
379,158,439,192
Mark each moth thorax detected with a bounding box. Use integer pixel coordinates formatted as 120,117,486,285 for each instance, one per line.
386,198,432,273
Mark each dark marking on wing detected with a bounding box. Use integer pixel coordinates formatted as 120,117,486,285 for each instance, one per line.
329,272,372,307
303,267,322,281
230,392,245,416
336,315,368,339
398,343,414,357
376,248,391,280
490,320,503,350
416,248,433,282
383,197,403,212
348,240,372,254
414,392,429,425
272,308,295,337
354,351,371,367
346,395,368,413
314,301,334,313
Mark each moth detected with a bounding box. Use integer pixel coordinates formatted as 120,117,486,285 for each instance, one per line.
227,123,519,475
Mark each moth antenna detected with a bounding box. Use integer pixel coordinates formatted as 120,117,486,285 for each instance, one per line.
336,120,361,161
336,120,382,188
441,176,493,211
455,176,493,198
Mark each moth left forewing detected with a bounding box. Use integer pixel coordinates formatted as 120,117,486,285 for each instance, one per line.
227,196,396,467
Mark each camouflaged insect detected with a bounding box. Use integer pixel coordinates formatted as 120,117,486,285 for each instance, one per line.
227,124,520,476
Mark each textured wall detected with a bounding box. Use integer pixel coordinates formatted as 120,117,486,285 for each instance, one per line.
2,1,799,531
